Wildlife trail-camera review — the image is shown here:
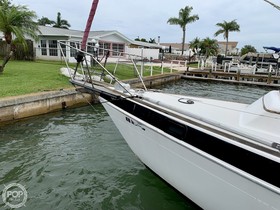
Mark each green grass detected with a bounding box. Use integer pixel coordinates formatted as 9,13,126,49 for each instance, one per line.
0,60,71,98
0,60,175,98
104,63,172,80
188,63,199,68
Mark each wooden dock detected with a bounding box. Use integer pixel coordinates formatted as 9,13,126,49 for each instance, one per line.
181,68,280,87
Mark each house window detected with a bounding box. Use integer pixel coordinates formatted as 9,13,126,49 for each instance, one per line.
112,43,124,56
60,41,66,57
70,42,81,57
49,40,58,56
99,42,110,56
70,42,79,57
87,42,95,54
41,40,47,56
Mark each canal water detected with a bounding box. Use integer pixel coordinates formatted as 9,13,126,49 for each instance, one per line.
0,80,275,210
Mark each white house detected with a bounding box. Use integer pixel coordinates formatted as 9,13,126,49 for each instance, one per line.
161,41,239,56
36,26,130,61
34,26,162,62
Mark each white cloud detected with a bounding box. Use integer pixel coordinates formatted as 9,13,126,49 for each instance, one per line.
12,0,280,52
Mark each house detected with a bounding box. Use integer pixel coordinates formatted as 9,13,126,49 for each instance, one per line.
217,41,238,55
160,43,188,55
36,26,132,61
161,41,239,55
0,26,162,61
1,26,239,61
33,26,163,62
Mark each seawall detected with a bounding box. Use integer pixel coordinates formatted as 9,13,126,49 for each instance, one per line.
0,88,95,123
123,73,182,88
0,73,182,124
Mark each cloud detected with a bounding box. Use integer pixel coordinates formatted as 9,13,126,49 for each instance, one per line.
12,0,280,51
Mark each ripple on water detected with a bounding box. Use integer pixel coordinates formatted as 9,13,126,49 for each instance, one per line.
1,81,273,209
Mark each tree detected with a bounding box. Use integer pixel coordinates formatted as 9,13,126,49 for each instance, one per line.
140,38,147,42
0,0,11,6
264,0,280,10
53,12,71,29
134,37,153,43
0,0,40,73
149,38,156,44
167,6,199,55
38,16,55,26
214,20,240,56
189,37,201,53
200,37,219,58
240,45,257,55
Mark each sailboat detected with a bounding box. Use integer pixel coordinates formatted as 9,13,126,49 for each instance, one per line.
60,1,280,209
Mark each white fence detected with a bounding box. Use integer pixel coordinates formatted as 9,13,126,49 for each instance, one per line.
126,47,160,60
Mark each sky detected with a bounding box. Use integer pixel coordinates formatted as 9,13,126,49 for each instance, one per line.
12,0,280,52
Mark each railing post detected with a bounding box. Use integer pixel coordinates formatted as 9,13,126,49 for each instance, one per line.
237,69,241,81
268,72,272,84
140,48,144,77
150,59,153,76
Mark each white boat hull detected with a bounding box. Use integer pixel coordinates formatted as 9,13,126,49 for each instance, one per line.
101,97,280,210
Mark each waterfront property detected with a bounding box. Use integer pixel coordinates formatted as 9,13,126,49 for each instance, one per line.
0,26,163,62
161,41,238,55
1,26,238,63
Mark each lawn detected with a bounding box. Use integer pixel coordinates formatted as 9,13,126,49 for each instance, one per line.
0,60,175,98
103,63,173,80
0,60,72,98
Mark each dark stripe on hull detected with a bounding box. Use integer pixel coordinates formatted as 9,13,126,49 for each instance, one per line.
100,93,280,189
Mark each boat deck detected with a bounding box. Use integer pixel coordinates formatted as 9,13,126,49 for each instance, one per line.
140,91,280,153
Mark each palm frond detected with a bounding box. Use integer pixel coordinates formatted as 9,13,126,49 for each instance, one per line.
264,0,280,10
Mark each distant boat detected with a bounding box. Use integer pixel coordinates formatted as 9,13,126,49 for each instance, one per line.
228,62,256,74
263,46,280,53
240,52,279,74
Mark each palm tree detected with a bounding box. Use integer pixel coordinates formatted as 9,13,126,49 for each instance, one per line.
189,37,201,53
53,12,71,29
214,20,240,56
38,16,55,26
0,0,40,73
189,37,201,60
167,6,199,55
241,45,257,56
200,37,219,59
0,0,11,6
264,0,280,10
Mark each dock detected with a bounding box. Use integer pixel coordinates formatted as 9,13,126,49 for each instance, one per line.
181,68,280,87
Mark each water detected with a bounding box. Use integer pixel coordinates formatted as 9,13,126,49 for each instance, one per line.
0,80,276,210
161,79,273,104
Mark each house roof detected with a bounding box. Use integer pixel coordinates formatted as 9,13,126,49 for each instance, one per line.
38,26,133,43
38,26,168,48
132,40,163,49
38,26,83,37
218,41,238,48
89,30,133,43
